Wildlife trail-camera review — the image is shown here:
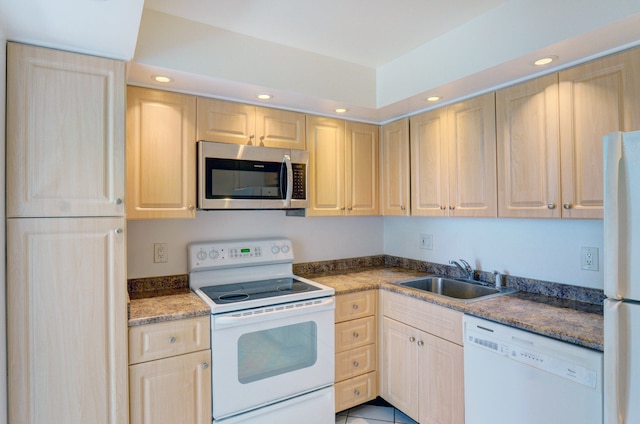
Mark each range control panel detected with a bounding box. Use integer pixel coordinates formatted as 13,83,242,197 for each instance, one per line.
188,238,294,271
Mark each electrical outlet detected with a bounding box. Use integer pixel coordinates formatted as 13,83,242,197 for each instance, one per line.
580,247,598,271
420,233,433,250
154,242,168,263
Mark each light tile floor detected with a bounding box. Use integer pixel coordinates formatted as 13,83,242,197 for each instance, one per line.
335,402,418,424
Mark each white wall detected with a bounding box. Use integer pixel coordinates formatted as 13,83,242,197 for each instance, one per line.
128,210,604,291
1,34,8,424
127,211,383,279
384,217,603,290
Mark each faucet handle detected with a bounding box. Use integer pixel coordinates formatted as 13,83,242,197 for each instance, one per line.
459,259,473,272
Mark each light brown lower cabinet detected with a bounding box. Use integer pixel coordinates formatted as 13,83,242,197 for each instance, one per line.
129,316,212,424
334,290,378,412
380,291,464,424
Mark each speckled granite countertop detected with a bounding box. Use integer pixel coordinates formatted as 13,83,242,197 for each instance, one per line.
127,264,603,351
128,292,210,326
304,267,604,351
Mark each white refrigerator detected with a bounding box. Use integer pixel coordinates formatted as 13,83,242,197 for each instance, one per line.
604,131,640,424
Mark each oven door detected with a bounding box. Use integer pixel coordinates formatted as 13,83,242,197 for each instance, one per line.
210,296,335,420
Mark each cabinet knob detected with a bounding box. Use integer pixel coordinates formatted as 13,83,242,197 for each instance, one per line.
168,336,176,344
354,390,360,397
409,336,416,343
188,204,195,212
352,304,359,310
440,205,446,210
340,206,346,211
417,340,424,347
563,202,572,209
259,135,265,146
348,207,353,211
449,205,455,210
202,362,209,369
248,134,255,145
400,205,406,211
114,198,123,205
353,361,359,368
352,332,359,339
547,203,556,209
114,228,123,234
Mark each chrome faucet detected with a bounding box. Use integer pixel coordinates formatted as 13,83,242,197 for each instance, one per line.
450,259,474,280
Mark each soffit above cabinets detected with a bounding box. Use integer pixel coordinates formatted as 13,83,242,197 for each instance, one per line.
1,0,640,122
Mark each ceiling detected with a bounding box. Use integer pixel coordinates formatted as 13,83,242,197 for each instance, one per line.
2,0,640,123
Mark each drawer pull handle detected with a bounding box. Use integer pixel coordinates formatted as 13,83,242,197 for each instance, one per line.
352,332,359,338
168,336,176,344
417,340,424,347
352,304,359,310
409,336,416,343
353,361,359,368
354,390,360,397
202,362,209,369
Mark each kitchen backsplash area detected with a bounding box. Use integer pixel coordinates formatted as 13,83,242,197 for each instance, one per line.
127,210,603,290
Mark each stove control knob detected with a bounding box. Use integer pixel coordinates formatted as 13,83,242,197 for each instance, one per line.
271,245,280,254
196,250,207,261
281,244,290,254
209,249,219,260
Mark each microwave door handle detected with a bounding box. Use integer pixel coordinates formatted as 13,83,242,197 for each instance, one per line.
282,154,293,208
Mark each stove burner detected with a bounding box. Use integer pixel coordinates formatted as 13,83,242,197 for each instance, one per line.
277,281,311,292
218,293,250,302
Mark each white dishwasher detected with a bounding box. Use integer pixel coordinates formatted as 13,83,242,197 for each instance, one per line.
463,315,602,424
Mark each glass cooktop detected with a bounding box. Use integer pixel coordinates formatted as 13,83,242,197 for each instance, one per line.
199,277,322,304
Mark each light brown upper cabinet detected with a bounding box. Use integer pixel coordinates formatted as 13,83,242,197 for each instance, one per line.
411,93,497,217
496,74,561,218
558,47,640,219
497,46,640,219
126,87,197,219
6,42,125,218
380,118,410,216
196,97,306,149
307,116,379,216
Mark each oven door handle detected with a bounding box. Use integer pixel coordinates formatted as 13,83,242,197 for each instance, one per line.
214,297,335,329
281,154,293,208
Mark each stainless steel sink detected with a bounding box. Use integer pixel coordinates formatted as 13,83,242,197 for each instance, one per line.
394,276,517,303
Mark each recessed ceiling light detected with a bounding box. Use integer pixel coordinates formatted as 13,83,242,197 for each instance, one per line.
426,96,441,102
152,75,173,83
257,94,273,100
335,108,348,113
533,56,558,66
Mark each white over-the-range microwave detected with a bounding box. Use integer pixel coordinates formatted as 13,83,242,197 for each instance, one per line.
197,140,309,210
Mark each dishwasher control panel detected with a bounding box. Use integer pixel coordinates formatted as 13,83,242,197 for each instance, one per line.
466,327,598,389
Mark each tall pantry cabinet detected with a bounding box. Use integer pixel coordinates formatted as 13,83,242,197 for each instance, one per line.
6,43,128,424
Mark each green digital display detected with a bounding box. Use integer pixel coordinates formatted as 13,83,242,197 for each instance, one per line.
241,248,251,253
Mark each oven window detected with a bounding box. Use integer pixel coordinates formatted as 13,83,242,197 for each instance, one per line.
237,321,317,384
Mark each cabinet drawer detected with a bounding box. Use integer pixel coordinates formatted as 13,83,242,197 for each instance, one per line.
336,344,376,382
335,316,376,353
335,290,376,323
382,291,463,345
129,316,210,364
335,371,378,413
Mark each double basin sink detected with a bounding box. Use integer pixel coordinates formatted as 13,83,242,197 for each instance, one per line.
393,275,517,303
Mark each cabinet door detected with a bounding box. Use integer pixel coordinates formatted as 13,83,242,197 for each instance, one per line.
447,93,497,217
380,118,410,216
306,115,345,216
130,350,212,424
496,74,561,218
381,317,419,422
559,47,640,219
255,106,306,149
7,217,128,424
346,121,379,216
126,87,197,219
196,97,256,145
6,42,125,217
418,332,464,424
410,108,448,216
